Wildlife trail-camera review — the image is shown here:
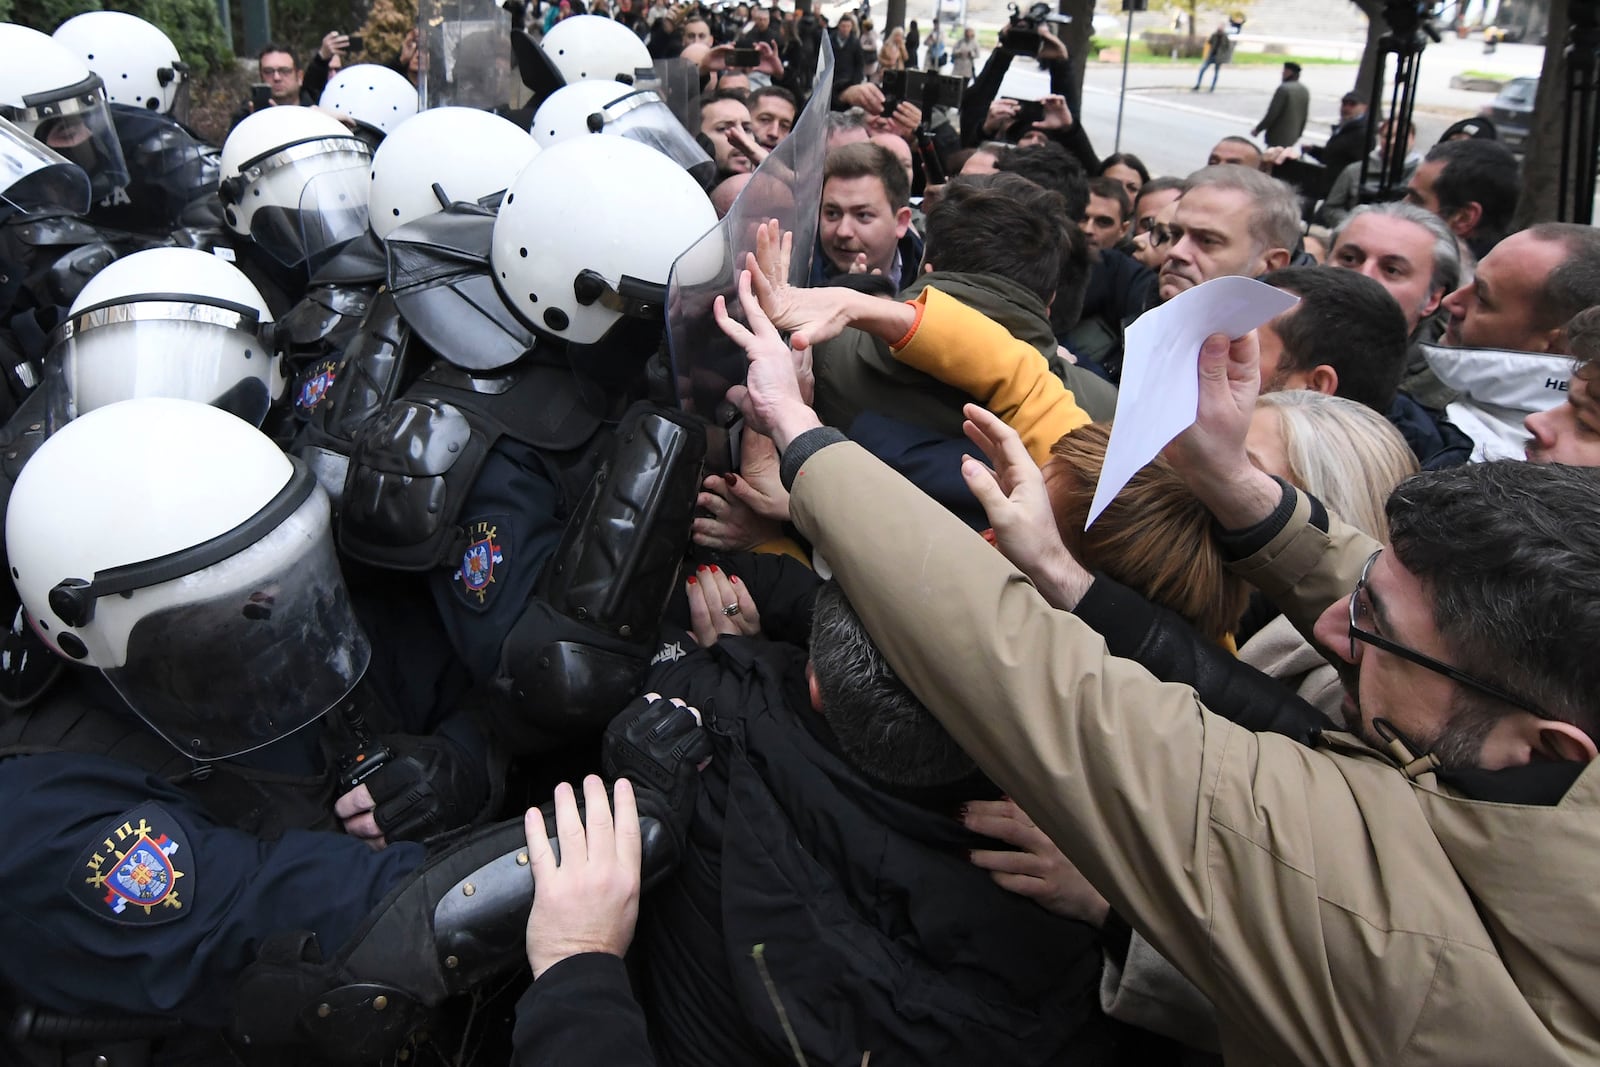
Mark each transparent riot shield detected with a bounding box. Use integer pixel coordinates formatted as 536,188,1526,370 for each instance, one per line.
665,34,833,444
418,0,529,115
635,57,702,136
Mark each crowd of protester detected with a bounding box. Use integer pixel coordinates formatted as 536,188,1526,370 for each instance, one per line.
4,2,1600,1064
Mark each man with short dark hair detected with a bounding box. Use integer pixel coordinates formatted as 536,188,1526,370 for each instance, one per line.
681,17,714,47
1424,222,1600,459
231,43,312,128
748,85,797,149
1207,136,1263,168
813,142,920,284
700,90,759,179
1405,138,1520,259
634,578,1120,1066
996,140,1089,219
1156,165,1299,303
1082,176,1131,252
1254,62,1309,147
1254,265,1469,466
1256,266,1409,413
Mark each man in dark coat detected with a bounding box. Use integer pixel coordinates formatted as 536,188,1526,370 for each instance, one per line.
633,579,1124,1067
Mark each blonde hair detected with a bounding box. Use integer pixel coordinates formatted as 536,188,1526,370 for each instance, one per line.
1044,424,1250,643
1255,391,1418,541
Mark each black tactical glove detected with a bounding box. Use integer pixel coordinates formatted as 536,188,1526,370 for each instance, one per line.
363,732,491,845
601,693,712,861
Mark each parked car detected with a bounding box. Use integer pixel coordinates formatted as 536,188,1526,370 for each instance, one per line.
1483,75,1536,154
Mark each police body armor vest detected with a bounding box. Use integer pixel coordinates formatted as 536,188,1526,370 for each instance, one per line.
335,353,611,572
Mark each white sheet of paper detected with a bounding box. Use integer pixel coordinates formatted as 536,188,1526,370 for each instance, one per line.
1086,275,1300,528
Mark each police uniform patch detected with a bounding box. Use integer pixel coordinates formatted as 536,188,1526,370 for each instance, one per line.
451,517,509,611
295,359,340,414
69,804,193,926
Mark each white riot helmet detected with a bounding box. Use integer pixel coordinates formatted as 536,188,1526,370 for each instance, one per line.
540,15,652,85
531,79,713,186
52,11,190,119
368,107,539,241
318,63,419,142
219,105,371,269
45,248,277,427
491,135,716,345
0,23,130,202
7,398,370,759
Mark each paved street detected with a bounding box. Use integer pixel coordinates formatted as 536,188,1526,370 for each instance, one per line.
985,33,1546,179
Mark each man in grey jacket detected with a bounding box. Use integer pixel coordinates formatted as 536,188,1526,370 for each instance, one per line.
1253,62,1309,148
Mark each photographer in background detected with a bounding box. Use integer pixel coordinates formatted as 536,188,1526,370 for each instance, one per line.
959,12,1098,177
230,43,313,130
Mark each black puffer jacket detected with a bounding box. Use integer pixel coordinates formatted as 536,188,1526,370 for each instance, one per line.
634,635,1124,1067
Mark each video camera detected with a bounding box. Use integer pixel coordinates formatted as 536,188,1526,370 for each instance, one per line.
1000,1,1070,57
1381,0,1442,42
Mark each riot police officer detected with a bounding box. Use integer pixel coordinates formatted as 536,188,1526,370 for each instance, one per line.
325,133,718,758
217,105,374,315
0,397,680,1063
52,10,223,239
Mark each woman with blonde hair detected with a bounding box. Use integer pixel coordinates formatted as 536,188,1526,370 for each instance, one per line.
878,25,909,75
1247,390,1417,542
1240,390,1419,716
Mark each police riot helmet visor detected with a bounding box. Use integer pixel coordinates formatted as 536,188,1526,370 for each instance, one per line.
165,70,192,125
596,91,716,188
103,487,371,761
6,75,131,203
44,297,275,427
0,115,91,218
232,137,370,269
297,163,373,273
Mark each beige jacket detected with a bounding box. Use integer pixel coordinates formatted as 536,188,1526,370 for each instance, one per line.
1237,614,1343,725
791,439,1600,1066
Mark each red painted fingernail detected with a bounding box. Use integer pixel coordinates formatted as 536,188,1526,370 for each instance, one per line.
730,575,740,583
687,576,697,585
698,564,708,572
709,564,720,573
725,472,738,485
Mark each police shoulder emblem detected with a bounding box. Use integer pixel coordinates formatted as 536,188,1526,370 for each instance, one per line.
295,359,341,414
451,517,509,610
69,803,193,926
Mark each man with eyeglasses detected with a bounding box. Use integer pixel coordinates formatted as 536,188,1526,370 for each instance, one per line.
716,260,1600,1062
230,44,312,130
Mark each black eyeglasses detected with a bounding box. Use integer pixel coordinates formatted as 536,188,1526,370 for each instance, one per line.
1136,217,1177,248
1348,549,1545,717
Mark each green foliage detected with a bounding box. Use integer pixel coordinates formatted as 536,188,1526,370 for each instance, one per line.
8,0,234,77
359,0,414,69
